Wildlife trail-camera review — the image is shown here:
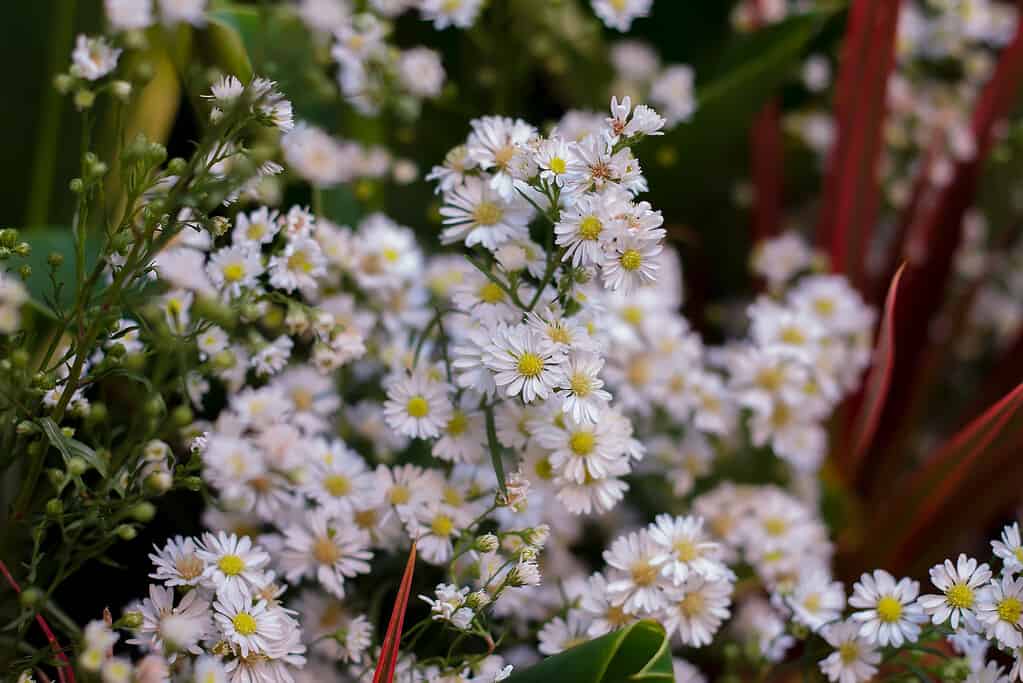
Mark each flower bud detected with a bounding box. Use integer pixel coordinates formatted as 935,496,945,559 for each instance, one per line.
45,498,63,518
17,264,30,279
474,533,499,553
171,405,193,427
118,610,144,629
46,468,65,488
67,456,89,477
115,524,137,541
143,395,165,418
111,80,132,100
13,242,30,256
47,252,64,268
9,349,29,369
53,73,74,94
181,476,204,492
167,157,188,176
128,502,156,523
19,586,43,608
466,590,492,610
74,89,96,110
16,420,36,435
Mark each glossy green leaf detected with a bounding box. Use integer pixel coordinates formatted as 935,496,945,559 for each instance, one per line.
506,620,674,683
198,11,254,82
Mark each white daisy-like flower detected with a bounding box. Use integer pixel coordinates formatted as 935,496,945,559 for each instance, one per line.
129,584,210,655
661,575,733,646
432,399,486,464
483,325,566,403
196,532,271,600
71,35,121,81
535,136,572,188
212,590,282,658
555,192,612,268
410,502,472,565
601,234,662,292
268,235,327,293
279,508,373,599
919,554,991,630
383,372,454,439
580,572,636,637
786,569,846,632
419,0,484,29
556,352,612,424
650,65,696,126
992,522,1023,574
465,115,537,199
398,47,445,98
648,514,726,585
967,662,1010,683
538,612,591,655
157,0,207,26
149,535,206,588
302,441,376,516
848,569,925,647
206,245,264,297
977,574,1023,648
440,176,532,251
105,0,155,30
603,529,667,614
534,409,626,484
232,206,280,247
591,0,652,31
818,619,881,683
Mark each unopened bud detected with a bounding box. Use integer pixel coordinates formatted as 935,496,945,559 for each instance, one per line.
115,524,137,541
474,533,499,553
67,456,89,477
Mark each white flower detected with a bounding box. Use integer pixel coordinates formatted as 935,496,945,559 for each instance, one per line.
535,137,572,188
71,35,121,81
591,0,652,31
282,123,349,187
819,619,881,683
787,569,846,632
660,575,733,646
484,325,566,403
149,535,206,588
919,554,991,630
129,584,210,656
440,176,532,251
419,0,484,29
302,441,376,516
648,514,726,585
967,662,1010,683
157,0,207,26
601,233,662,292
432,399,486,464
212,590,282,658
603,529,667,614
207,246,264,296
268,236,327,293
193,656,228,683
538,612,591,654
383,372,454,439
465,115,537,199
232,206,280,247
993,522,1023,574
105,0,154,30
607,96,665,139
848,569,925,647
555,192,612,267
196,532,271,600
280,508,373,599
399,47,445,98
650,65,696,126
557,352,612,424
0,272,28,334
751,231,814,289
410,502,472,565
535,409,627,484
977,574,1023,648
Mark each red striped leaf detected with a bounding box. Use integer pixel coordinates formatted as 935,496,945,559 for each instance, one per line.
0,559,75,683
373,541,417,683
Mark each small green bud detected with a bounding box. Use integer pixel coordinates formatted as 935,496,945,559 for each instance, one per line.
128,502,156,523
123,352,147,372
26,440,44,457
115,524,137,541
53,73,74,94
11,349,29,368
74,89,95,110
46,468,65,488
19,587,43,608
47,252,64,268
107,342,127,359
144,471,173,494
118,610,144,629
110,230,132,254
212,349,237,371
111,80,132,100
69,178,85,194
143,395,165,418
181,476,204,492
134,62,155,83
0,228,17,248
146,142,167,166
167,157,188,175
87,402,108,424
170,404,193,427
45,498,64,518
67,456,89,477
474,533,499,553
13,242,30,256
17,264,31,279
16,420,36,435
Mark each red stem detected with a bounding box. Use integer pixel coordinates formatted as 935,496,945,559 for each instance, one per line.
0,560,75,683
751,100,784,242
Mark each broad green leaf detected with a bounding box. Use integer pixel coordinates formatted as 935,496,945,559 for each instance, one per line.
20,226,101,311
196,13,254,82
37,416,109,478
506,620,674,683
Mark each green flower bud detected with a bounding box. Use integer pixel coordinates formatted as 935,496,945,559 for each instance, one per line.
143,395,165,418
87,402,108,424
46,468,65,488
17,264,30,279
0,228,17,248
47,252,64,269
118,610,144,629
69,178,84,194
45,498,63,518
13,242,30,256
107,342,127,359
53,73,74,94
115,524,137,541
26,440,44,457
128,502,156,523
16,420,36,435
11,349,30,368
19,586,43,608
67,456,89,477
171,404,193,427
181,476,204,492
167,157,188,175
111,80,132,101
123,352,147,372
474,533,499,553
144,471,173,494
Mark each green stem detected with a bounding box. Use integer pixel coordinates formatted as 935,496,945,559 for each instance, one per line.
484,403,507,497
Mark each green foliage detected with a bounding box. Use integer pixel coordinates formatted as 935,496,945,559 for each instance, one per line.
507,621,674,683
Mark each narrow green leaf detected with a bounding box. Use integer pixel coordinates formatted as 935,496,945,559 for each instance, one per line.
506,620,674,683
196,13,254,82
37,416,108,478
484,404,508,498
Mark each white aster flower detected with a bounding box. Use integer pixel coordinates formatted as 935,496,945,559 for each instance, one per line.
207,246,263,296
993,522,1023,574
978,574,1023,648
383,372,454,439
483,325,566,403
71,35,121,81
819,619,881,683
538,612,591,655
440,176,532,251
848,569,925,647
212,590,282,658
196,532,271,600
661,575,734,646
556,352,612,424
648,514,726,585
603,529,667,614
919,554,991,630
280,508,373,599
591,0,652,31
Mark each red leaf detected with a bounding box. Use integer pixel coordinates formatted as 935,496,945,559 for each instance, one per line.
373,541,417,683
751,99,784,242
842,264,905,481
816,0,902,289
0,560,75,683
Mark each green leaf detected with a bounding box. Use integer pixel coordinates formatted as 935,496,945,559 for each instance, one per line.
506,621,674,683
20,226,101,310
197,11,255,82
37,416,109,478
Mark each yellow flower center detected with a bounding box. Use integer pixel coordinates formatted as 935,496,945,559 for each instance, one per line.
473,201,503,226
631,561,659,586
756,368,784,392
998,596,1022,624
944,583,973,609
548,324,572,344
324,474,352,497
579,216,603,240
876,596,903,623
246,223,266,240
493,145,516,167
517,352,544,378
780,326,806,345
549,157,567,174
569,372,592,397
446,411,469,436
354,508,377,529
839,641,860,664
622,305,643,326
679,592,705,617
176,554,204,580
222,263,246,282
232,612,258,636
406,396,429,418
673,539,698,562
478,282,505,304
431,514,454,537
1014,547,1023,563
619,249,642,271
390,485,411,505
569,431,596,456
803,593,821,612
814,297,836,317
534,456,554,480
382,247,400,263
218,554,245,576
626,356,651,386
313,536,340,565
763,517,788,536
288,250,314,273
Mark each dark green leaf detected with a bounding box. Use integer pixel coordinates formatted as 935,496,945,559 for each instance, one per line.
506,620,674,683
37,416,108,478
20,226,101,310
